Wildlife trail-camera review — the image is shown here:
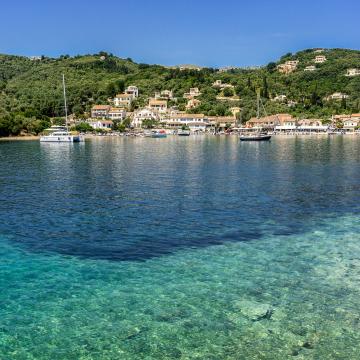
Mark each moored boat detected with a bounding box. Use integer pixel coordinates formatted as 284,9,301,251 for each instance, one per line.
151,129,167,138
40,75,84,143
240,133,271,141
177,129,191,136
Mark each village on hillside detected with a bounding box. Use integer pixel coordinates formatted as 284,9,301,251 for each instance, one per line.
81,81,360,134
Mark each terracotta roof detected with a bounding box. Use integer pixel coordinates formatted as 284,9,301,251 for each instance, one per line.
115,94,132,98
149,99,167,105
92,105,110,110
170,113,205,119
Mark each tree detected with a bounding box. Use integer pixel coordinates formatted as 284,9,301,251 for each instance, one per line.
142,119,158,129
223,87,234,97
123,117,131,128
262,76,269,99
266,62,277,73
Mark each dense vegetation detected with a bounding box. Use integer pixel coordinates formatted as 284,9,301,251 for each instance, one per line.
0,48,359,136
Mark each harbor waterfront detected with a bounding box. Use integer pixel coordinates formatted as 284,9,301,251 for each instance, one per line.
1,135,360,358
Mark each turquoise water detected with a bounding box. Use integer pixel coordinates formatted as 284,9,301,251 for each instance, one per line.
1,136,360,359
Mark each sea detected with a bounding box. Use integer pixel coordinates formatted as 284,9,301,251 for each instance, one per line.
0,135,359,359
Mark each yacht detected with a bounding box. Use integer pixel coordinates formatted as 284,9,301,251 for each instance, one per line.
40,75,84,143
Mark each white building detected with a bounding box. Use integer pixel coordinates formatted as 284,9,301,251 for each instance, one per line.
125,86,139,98
162,113,209,131
184,87,201,99
148,99,168,113
88,120,113,129
346,68,360,77
108,108,126,121
212,80,234,89
91,105,111,118
132,109,158,128
304,65,317,72
277,60,299,74
325,92,349,101
314,55,327,63
272,95,287,102
114,94,133,108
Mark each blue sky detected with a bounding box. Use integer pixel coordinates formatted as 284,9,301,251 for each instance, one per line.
1,0,359,67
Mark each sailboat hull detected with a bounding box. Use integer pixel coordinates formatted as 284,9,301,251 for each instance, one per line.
40,135,83,142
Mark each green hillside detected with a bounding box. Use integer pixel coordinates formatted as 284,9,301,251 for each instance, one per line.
0,48,359,136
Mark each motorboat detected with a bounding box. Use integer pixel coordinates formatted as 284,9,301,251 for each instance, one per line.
240,133,271,141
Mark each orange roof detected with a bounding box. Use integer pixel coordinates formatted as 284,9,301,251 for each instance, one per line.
115,94,132,98
92,105,110,110
170,113,205,119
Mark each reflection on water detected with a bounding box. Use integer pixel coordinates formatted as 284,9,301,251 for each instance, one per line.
1,136,360,358
1,136,360,260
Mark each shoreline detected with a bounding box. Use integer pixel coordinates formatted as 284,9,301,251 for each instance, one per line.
0,135,40,141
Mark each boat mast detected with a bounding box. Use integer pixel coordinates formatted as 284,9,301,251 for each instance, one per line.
256,88,261,119
62,74,69,131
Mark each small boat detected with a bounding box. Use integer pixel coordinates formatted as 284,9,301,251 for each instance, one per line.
151,130,167,138
40,75,84,143
240,133,271,141
177,129,190,136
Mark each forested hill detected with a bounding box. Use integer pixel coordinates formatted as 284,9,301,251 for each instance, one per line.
0,48,359,136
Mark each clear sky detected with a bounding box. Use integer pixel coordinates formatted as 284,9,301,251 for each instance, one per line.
1,0,359,67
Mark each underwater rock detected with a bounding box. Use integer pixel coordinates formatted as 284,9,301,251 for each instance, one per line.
233,299,273,321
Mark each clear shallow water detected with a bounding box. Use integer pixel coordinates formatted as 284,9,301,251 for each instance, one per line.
0,136,360,359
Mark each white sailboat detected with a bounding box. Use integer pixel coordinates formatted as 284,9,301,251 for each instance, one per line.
40,75,84,143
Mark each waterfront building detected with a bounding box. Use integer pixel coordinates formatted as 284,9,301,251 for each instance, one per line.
246,113,294,130
161,113,209,131
332,114,360,132
208,116,237,130
88,120,113,130
91,105,111,118
108,108,126,121
132,109,158,128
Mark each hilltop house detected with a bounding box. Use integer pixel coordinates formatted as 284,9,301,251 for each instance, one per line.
325,92,349,101
304,65,317,72
314,55,327,63
154,90,174,100
277,60,299,74
186,98,201,110
346,68,360,77
91,105,111,118
184,88,201,99
272,95,287,102
114,93,133,108
125,86,139,98
212,80,234,89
